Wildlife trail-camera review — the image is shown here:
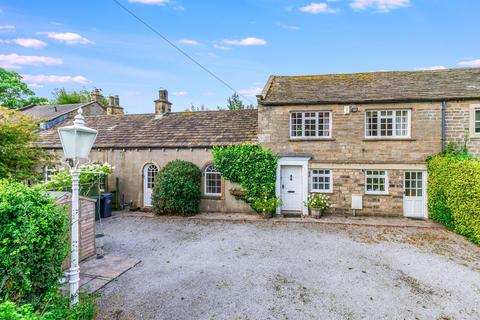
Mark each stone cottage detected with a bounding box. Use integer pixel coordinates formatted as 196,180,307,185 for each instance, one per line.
257,67,480,217
38,89,257,213
38,67,480,218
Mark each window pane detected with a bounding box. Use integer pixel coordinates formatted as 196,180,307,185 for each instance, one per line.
311,169,331,191
318,112,330,137
366,111,378,137
291,113,303,137
304,112,316,137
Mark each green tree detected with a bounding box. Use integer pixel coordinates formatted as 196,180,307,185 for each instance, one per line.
218,93,256,110
0,68,48,109
51,88,108,107
0,107,53,182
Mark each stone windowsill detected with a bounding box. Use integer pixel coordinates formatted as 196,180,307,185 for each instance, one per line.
362,138,416,142
289,138,335,142
202,196,222,201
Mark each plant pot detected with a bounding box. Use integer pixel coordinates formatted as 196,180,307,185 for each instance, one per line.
310,208,322,219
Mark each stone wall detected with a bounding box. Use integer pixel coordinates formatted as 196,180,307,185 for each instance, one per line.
445,100,480,155
259,101,445,164
49,148,254,214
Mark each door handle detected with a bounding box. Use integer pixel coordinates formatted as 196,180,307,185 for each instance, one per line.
288,190,295,193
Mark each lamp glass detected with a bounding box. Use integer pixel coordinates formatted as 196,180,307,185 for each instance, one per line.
58,126,97,160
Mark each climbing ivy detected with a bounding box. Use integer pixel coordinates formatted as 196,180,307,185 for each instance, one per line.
212,144,278,211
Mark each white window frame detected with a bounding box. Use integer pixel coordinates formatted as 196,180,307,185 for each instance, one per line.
44,166,56,183
365,170,389,195
310,169,333,193
475,108,480,135
204,164,222,197
290,111,332,139
365,110,411,139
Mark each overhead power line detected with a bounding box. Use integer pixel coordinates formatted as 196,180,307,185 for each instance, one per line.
111,0,255,104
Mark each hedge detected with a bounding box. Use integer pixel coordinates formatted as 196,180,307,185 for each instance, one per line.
427,154,480,244
0,180,69,305
152,160,202,216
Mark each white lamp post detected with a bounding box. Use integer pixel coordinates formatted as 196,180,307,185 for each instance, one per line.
57,108,97,305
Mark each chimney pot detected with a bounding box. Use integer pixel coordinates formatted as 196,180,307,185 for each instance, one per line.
155,88,172,117
114,95,120,106
108,96,115,106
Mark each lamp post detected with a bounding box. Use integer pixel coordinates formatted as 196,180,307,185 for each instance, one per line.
57,108,97,305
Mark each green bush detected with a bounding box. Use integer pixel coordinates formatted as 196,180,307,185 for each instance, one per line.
152,160,202,216
0,180,69,305
427,154,480,244
0,292,97,320
212,144,278,211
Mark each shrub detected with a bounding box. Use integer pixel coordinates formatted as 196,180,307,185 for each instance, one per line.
0,180,69,305
212,144,278,211
152,160,201,216
427,154,480,244
251,192,281,217
0,301,38,320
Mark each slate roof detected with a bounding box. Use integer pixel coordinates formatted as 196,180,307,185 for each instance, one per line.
21,102,94,120
260,68,480,105
37,109,258,149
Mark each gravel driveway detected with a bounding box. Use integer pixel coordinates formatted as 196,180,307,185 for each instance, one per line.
96,216,480,320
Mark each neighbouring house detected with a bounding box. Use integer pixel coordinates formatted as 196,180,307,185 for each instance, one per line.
37,68,480,218
257,67,480,218
20,89,124,130
38,89,257,213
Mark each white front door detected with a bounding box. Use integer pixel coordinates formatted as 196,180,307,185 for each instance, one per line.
143,163,158,207
280,166,303,211
403,171,427,219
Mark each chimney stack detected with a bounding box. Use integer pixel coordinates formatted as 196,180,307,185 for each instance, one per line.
90,88,103,103
106,94,124,115
155,88,172,117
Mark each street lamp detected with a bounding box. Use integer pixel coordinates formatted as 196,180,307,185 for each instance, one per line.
58,108,97,305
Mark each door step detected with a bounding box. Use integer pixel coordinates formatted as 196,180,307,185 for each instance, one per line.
281,211,303,218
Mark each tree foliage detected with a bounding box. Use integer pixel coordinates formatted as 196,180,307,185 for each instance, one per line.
0,180,69,305
0,107,53,182
50,88,108,107
219,93,256,110
212,144,278,212
0,68,47,109
152,160,202,216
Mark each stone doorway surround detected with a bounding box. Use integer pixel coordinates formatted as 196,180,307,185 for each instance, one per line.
276,155,311,216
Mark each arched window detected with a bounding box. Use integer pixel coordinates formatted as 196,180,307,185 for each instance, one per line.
147,164,158,189
204,164,222,196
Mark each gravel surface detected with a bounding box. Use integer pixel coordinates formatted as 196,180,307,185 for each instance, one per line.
96,216,480,320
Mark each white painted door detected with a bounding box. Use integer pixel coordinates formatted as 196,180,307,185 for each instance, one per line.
403,171,426,219
280,166,303,211
143,164,158,207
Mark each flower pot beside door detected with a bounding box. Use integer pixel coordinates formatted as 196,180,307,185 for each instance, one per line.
305,194,330,219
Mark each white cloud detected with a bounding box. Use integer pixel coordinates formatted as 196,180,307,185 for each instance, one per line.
173,5,185,11
416,66,447,71
213,44,232,50
178,39,200,45
458,59,480,68
41,32,94,45
14,38,48,49
0,53,62,69
299,2,339,14
276,22,300,30
223,37,266,46
21,74,91,86
0,25,15,30
350,0,409,12
128,0,169,5
239,87,263,97
172,91,188,96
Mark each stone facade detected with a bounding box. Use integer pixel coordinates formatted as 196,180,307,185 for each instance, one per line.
49,148,254,214
259,99,480,216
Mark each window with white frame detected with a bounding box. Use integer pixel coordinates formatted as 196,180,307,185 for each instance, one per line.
204,164,222,196
311,169,332,192
365,110,410,138
475,109,480,134
290,111,331,138
365,170,388,194
44,166,56,182
146,164,158,189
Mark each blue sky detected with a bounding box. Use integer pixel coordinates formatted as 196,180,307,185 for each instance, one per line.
1,0,479,113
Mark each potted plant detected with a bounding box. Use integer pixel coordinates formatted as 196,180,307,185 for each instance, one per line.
305,193,330,218
229,187,247,197
252,193,282,219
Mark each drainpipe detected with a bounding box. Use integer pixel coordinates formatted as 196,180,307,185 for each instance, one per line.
441,99,447,152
